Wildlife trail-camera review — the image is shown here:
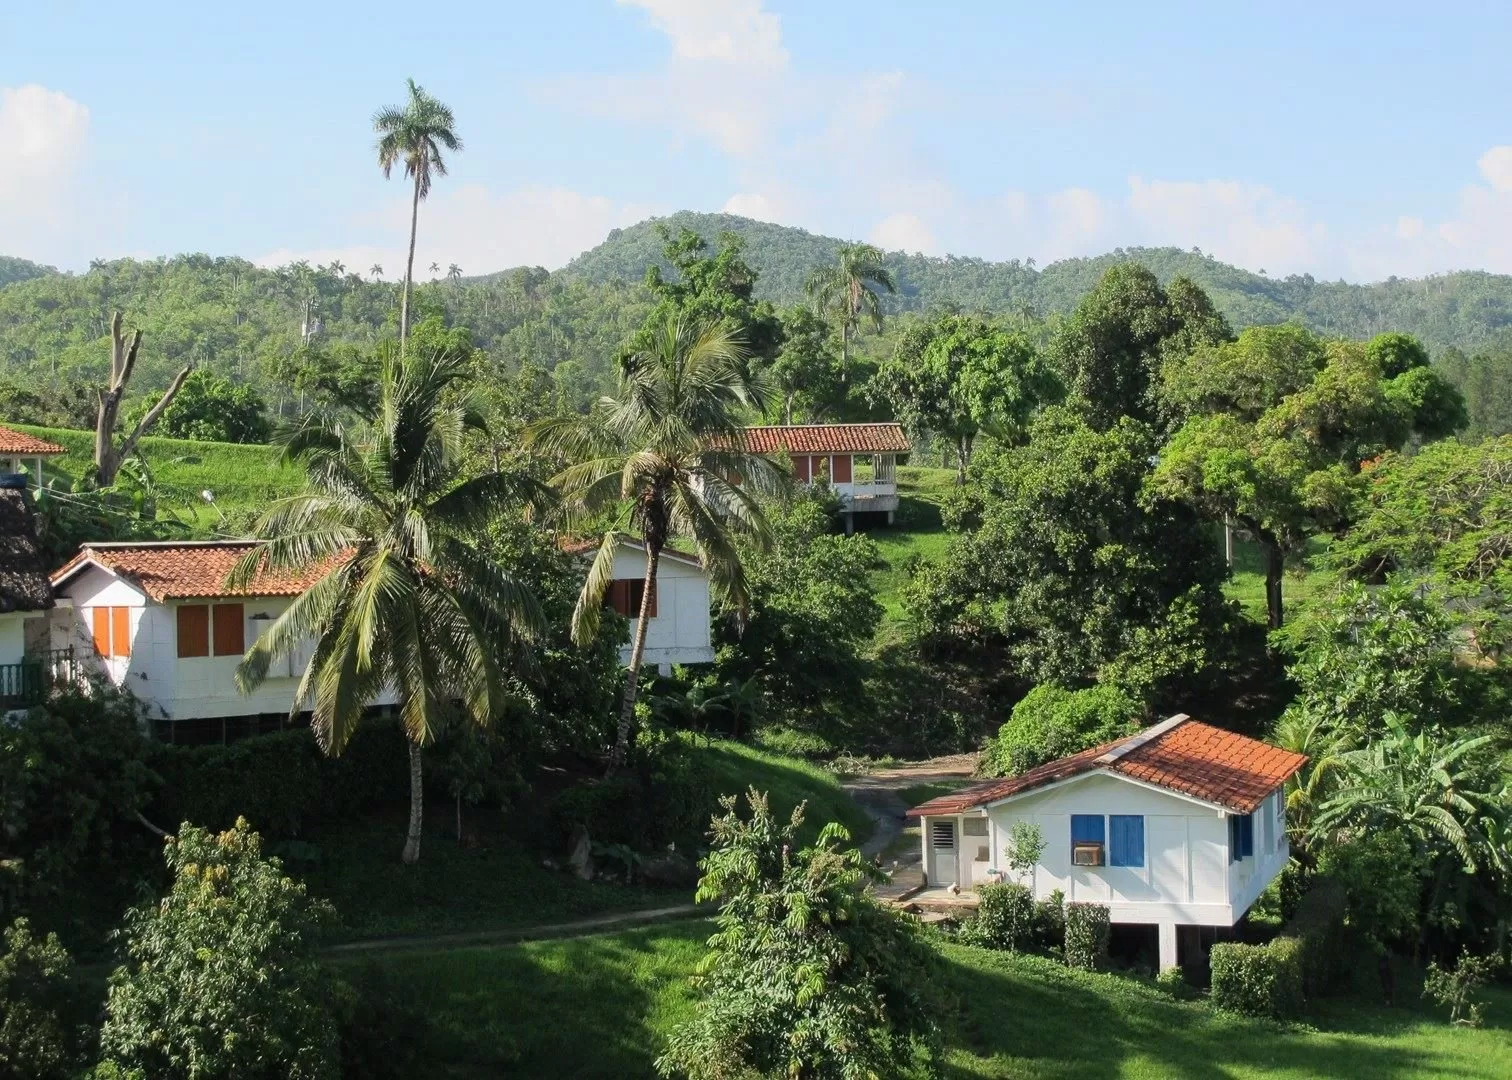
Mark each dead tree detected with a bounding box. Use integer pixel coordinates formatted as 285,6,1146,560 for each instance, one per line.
92,311,194,487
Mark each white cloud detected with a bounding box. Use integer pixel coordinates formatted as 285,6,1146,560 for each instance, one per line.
869,212,939,255
256,184,658,274
617,0,786,69
1125,177,1325,274
1476,145,1512,193
721,191,785,222
0,84,91,260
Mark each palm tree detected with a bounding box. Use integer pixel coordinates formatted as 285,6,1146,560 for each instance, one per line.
428,262,440,278
804,243,896,380
447,263,462,287
527,314,786,775
370,264,384,281
231,343,545,863
374,79,462,351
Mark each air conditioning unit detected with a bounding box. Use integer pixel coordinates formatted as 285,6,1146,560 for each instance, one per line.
1072,842,1105,867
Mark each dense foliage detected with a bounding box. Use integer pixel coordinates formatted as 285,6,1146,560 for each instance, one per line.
978,684,1143,778
0,919,87,1080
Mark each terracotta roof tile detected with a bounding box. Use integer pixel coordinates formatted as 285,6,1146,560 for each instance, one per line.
738,424,910,455
907,717,1305,818
0,425,67,456
51,542,337,602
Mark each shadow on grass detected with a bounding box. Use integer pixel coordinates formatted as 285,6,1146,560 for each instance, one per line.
939,945,1487,1080
334,922,709,1079
696,741,874,847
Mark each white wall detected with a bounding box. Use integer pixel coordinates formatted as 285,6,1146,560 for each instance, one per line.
1228,789,1290,916
608,545,714,667
0,613,25,667
918,770,1286,928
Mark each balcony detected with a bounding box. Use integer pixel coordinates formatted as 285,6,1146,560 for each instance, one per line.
0,648,78,710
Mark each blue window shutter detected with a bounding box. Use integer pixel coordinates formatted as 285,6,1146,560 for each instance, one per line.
1239,813,1255,858
1109,815,1144,867
1070,815,1105,845
1228,815,1240,862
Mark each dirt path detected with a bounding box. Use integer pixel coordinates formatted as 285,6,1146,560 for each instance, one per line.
324,903,706,956
842,754,977,899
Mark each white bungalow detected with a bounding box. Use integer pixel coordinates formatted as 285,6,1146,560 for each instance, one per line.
907,714,1306,971
568,534,715,673
46,540,381,735
0,424,67,489
741,423,910,529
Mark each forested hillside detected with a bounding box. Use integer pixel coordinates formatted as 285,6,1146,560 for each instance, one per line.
0,255,54,287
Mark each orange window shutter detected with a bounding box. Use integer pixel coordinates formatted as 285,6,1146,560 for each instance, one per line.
833,454,853,483
176,605,209,658
212,603,245,656
793,455,811,482
111,607,131,658
91,607,111,657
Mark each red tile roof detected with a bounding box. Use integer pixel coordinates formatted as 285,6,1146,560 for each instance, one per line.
0,425,67,456
907,716,1306,817
51,541,338,602
738,423,910,455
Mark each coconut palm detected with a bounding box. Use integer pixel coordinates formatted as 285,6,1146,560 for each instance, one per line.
527,313,786,775
369,264,384,281
231,343,545,863
374,79,462,350
804,243,896,380
447,263,462,286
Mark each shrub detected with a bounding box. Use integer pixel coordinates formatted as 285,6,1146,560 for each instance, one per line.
1281,878,1348,998
979,684,1142,778
1317,830,1420,954
1034,890,1066,956
1210,937,1305,1020
657,790,943,1080
1423,951,1503,1027
1063,902,1110,970
1155,965,1192,999
97,819,341,1080
0,919,89,1079
960,883,1037,952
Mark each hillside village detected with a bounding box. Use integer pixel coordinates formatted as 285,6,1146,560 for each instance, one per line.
3,36,1512,1080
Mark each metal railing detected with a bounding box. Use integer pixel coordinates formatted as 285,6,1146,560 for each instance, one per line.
0,648,79,709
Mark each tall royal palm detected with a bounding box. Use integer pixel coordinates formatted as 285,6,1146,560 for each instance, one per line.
528,313,786,775
374,79,462,351
232,345,544,863
805,242,896,380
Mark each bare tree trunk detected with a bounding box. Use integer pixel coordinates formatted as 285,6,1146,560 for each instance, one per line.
93,312,193,487
402,739,424,864
840,320,850,383
606,545,661,778
1264,539,1285,630
400,167,422,352
956,434,974,485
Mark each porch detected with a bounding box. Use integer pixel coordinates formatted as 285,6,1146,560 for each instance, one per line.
0,647,79,710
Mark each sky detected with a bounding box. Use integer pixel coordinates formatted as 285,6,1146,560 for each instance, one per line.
6,0,1512,282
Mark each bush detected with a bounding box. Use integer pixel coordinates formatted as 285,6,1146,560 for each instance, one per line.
0,919,90,1079
1063,902,1110,970
1423,950,1503,1027
1282,878,1348,998
1034,891,1066,956
1210,938,1305,1020
979,684,1142,778
1155,965,1191,998
97,819,341,1080
960,883,1037,952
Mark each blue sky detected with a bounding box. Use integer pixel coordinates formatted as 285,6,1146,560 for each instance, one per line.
7,0,1512,280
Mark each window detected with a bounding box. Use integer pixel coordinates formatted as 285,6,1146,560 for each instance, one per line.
831,454,852,483
1229,812,1255,862
1261,796,1275,852
212,603,245,656
176,605,210,658
1071,814,1105,845
792,455,812,483
1109,815,1145,867
604,580,657,619
930,820,955,849
962,817,988,837
91,606,132,658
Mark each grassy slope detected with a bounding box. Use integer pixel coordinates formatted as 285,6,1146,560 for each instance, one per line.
864,466,957,641
12,423,302,531
343,928,1512,1079
302,739,870,942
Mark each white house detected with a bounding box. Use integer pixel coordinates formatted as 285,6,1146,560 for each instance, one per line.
907,714,1307,971
46,540,379,734
0,424,67,490
0,478,58,711
740,423,909,529
567,535,715,673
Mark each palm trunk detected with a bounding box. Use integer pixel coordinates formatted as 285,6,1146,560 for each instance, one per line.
840,321,850,383
1263,539,1285,630
402,739,423,864
606,545,661,778
400,169,421,353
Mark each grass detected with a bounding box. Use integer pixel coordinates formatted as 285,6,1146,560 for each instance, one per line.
341,927,1512,1079
899,778,973,808
297,739,871,942
1222,532,1330,625
12,422,302,532
861,465,958,638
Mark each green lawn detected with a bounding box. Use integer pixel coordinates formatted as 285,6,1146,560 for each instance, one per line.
697,740,875,846
12,422,301,531
1222,533,1329,625
341,927,1512,1079
862,465,958,637
899,778,973,808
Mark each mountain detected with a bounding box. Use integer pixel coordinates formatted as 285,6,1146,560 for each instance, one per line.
563,212,1512,353
0,256,55,288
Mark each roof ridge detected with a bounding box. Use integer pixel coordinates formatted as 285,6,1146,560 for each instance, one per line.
81,539,258,549
1094,713,1190,766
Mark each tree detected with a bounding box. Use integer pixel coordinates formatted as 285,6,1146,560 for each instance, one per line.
0,919,85,1080
97,820,341,1080
368,263,383,281
232,342,545,863
805,242,896,381
1151,331,1467,628
530,314,784,775
657,790,943,1080
447,263,462,287
374,79,462,349
92,311,195,486
978,683,1143,778
133,368,272,444
767,305,843,423
1045,264,1231,432
872,311,1059,482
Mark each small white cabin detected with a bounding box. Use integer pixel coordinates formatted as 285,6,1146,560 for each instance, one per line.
908,714,1306,971
47,541,392,732
571,535,715,673
741,424,910,528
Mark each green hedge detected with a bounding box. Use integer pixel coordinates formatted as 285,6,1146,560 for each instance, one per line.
1064,902,1110,970
1210,937,1305,1020
961,883,1037,952
150,723,409,839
